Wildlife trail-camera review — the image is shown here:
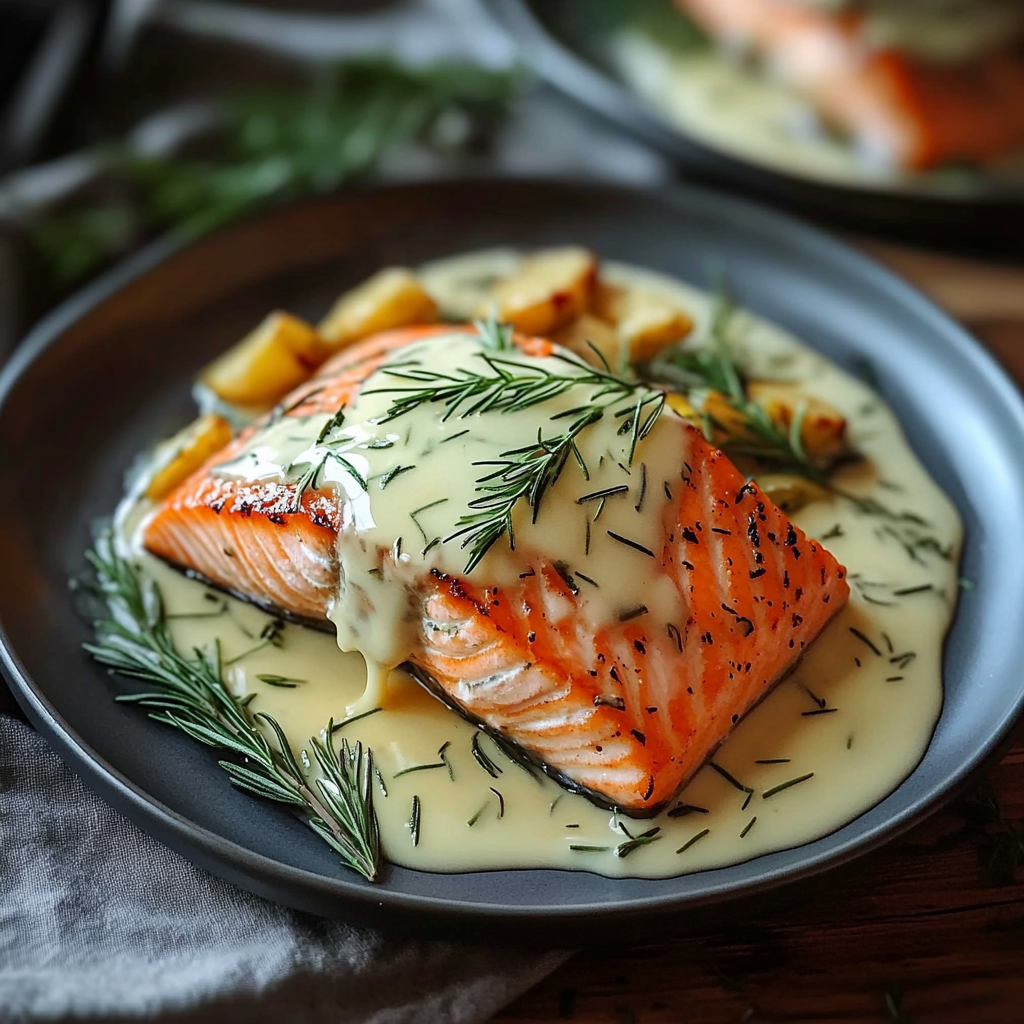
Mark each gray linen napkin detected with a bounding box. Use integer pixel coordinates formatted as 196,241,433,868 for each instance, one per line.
0,716,568,1023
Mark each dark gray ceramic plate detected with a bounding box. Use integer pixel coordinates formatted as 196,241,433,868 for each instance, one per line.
1,180,1022,942
483,0,1024,254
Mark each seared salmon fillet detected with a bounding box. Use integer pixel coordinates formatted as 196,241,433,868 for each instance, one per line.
679,0,1024,170
143,325,849,813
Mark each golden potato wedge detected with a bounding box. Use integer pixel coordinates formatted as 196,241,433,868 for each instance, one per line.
701,389,753,439
591,280,625,324
319,268,437,349
552,313,625,371
665,391,699,424
489,247,597,336
756,473,830,514
617,294,694,364
146,414,233,501
747,382,847,458
665,390,748,439
591,280,693,363
202,312,321,409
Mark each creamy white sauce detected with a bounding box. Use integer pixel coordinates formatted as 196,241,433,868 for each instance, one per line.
118,252,962,878
609,31,1024,192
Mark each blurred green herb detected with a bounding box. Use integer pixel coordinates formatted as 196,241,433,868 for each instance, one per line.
883,984,913,1024
29,57,521,287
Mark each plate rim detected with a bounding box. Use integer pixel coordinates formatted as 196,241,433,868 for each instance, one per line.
482,0,1024,207
3,176,1024,927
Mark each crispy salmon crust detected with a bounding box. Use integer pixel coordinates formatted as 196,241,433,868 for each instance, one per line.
144,325,850,813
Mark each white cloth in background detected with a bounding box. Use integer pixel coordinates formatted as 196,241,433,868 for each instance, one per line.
0,716,568,1023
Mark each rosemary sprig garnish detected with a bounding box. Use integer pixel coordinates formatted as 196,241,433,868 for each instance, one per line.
474,313,514,352
83,532,381,881
471,732,503,778
448,410,602,572
709,761,755,809
646,279,826,482
256,673,305,689
364,334,665,572
286,451,367,510
368,348,656,425
30,58,520,289
615,823,663,858
393,760,448,778
407,795,422,846
676,828,711,854
331,706,383,731
666,803,709,819
762,772,815,800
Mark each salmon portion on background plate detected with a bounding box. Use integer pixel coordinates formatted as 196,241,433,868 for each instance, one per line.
140,312,850,816
678,0,1024,170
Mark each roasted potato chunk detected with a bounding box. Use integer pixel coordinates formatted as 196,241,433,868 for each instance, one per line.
146,414,233,501
666,390,749,440
319,268,438,350
202,312,323,409
613,292,694,364
489,247,597,336
665,391,698,424
756,473,830,514
748,382,847,458
552,313,624,371
592,282,693,362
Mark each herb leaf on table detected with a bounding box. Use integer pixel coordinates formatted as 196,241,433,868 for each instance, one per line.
29,58,521,287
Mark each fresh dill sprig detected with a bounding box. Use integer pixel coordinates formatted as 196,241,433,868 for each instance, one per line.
82,531,381,881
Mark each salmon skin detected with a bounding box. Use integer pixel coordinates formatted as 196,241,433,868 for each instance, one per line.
678,0,1024,171
144,325,850,815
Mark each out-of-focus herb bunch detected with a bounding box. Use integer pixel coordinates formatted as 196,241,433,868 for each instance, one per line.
27,58,521,288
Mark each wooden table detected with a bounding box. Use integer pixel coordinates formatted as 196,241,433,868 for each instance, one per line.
497,245,1024,1024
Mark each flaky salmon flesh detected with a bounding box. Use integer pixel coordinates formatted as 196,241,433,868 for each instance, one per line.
679,0,1024,171
143,325,850,814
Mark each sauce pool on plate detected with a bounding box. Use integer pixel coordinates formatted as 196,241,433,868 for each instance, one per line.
108,252,962,879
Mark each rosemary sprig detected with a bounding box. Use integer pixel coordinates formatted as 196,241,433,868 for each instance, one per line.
82,531,381,881
646,280,825,481
474,313,514,352
369,339,665,572
368,349,658,425
286,450,367,510
448,411,603,573
615,823,663,858
29,58,520,288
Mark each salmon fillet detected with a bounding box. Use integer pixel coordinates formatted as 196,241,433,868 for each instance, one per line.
678,0,1024,170
144,325,850,814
